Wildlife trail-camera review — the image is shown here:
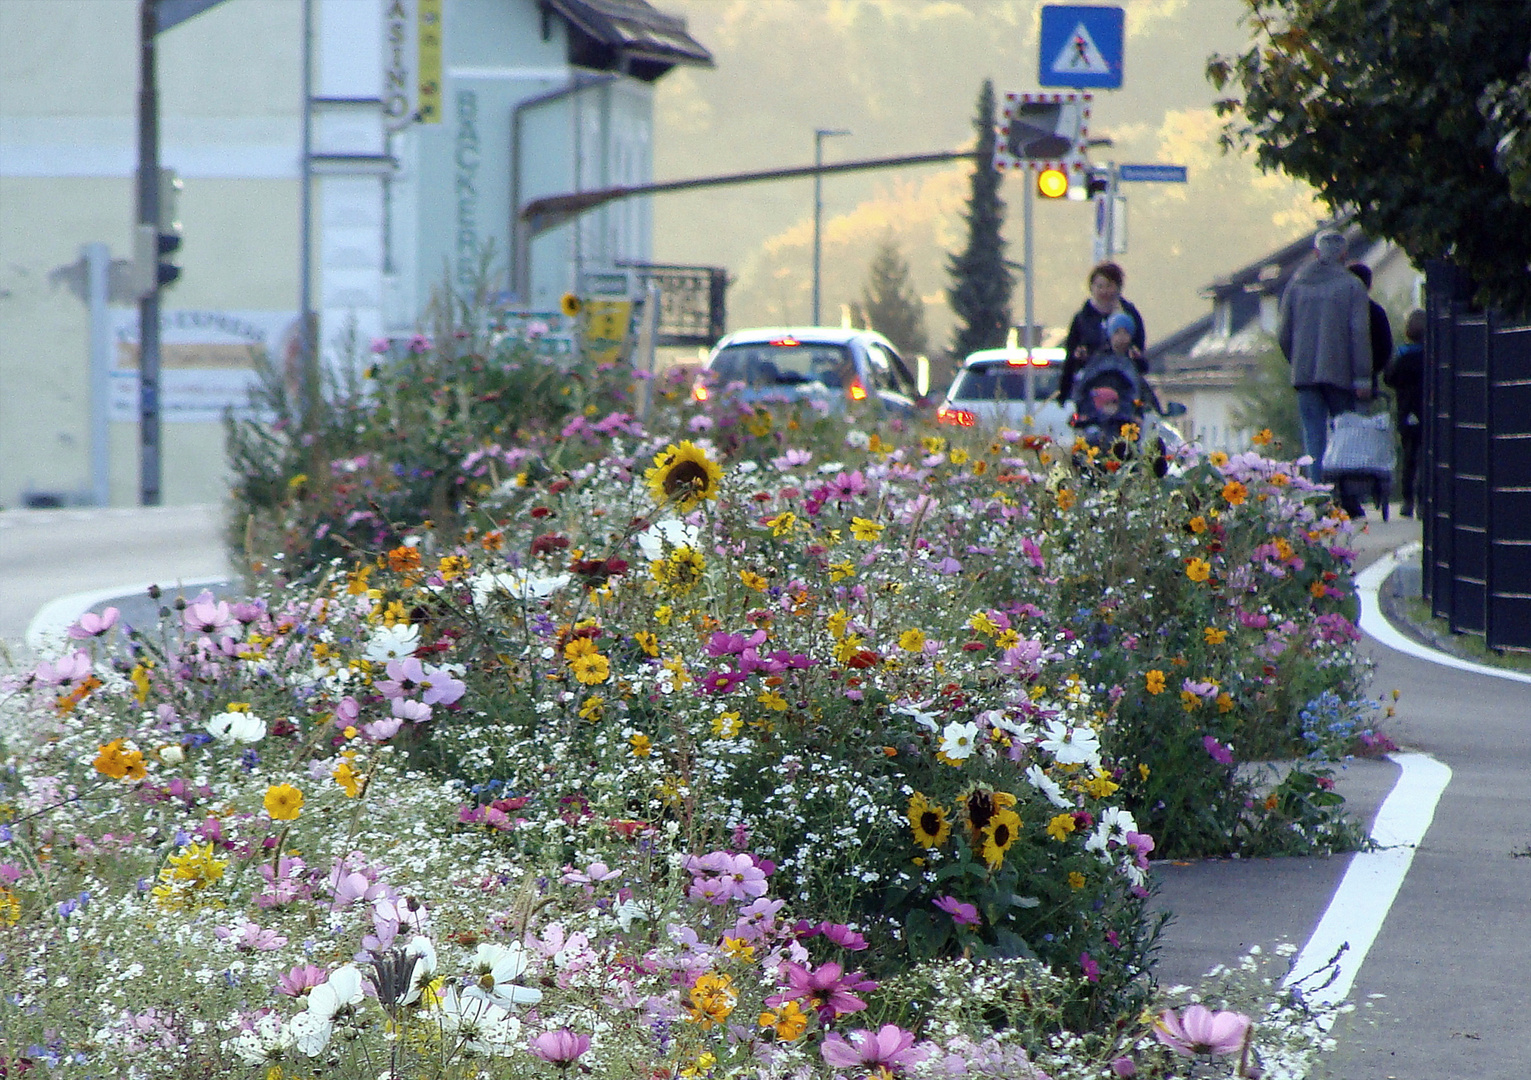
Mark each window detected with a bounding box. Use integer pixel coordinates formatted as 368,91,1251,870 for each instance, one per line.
949,364,1061,402
709,343,853,388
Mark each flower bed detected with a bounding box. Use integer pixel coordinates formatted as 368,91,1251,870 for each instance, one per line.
0,336,1386,1077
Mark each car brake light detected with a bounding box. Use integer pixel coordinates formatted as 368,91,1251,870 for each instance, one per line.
1006,356,1025,367
1031,356,1051,366
848,381,868,401
692,384,709,402
937,405,975,427
769,336,800,347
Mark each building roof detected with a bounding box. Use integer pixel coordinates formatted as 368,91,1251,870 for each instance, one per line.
546,0,713,79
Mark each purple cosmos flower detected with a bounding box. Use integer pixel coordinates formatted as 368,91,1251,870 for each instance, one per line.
705,630,766,657
67,607,119,639
684,851,768,904
933,895,981,927
820,1025,929,1070
1079,952,1100,983
276,963,328,997
30,650,93,688
1154,1004,1252,1057
698,669,749,695
561,861,621,886
530,1029,591,1066
1202,735,1235,765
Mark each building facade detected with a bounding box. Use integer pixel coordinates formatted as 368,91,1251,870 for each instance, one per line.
0,0,707,508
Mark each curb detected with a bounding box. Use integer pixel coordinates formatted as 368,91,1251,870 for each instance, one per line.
1356,543,1531,685
25,577,230,652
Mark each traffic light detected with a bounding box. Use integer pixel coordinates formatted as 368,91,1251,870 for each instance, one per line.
156,168,183,288
1086,169,1111,198
130,168,183,298
1036,167,1069,199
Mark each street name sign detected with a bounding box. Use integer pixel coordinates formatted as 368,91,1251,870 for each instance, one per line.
1039,5,1124,90
1118,163,1188,183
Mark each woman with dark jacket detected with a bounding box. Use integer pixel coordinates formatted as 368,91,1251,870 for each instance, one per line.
1057,262,1147,403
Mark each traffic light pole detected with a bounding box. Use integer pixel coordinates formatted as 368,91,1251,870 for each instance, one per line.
1022,163,1036,407
136,0,162,506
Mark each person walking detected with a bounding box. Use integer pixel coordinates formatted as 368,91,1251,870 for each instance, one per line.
1348,261,1394,394
1278,229,1373,507
1057,262,1146,403
1384,309,1426,517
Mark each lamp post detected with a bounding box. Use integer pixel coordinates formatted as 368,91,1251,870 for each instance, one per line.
811,127,850,326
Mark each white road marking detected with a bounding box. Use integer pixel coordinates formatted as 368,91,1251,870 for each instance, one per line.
1355,542,1531,684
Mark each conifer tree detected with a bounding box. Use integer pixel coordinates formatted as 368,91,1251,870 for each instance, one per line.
861,235,928,359
946,79,1013,359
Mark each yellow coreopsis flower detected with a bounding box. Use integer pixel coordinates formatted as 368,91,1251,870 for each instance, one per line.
759,1000,809,1042
685,972,737,1028
1145,670,1167,694
1222,480,1249,506
93,738,147,782
1046,813,1077,842
766,511,798,537
850,517,885,541
1185,557,1212,583
634,630,660,657
263,783,304,821
739,570,767,591
1203,626,1228,645
333,754,364,797
629,732,653,757
898,628,927,653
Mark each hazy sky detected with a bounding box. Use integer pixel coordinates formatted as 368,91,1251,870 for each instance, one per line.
649,0,1323,352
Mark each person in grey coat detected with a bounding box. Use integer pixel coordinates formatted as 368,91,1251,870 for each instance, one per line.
1278,229,1373,492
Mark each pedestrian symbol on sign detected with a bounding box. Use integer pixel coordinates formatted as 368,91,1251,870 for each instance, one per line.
1052,22,1112,77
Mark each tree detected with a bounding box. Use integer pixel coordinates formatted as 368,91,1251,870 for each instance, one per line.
946,79,1013,358
861,235,929,359
1208,0,1531,314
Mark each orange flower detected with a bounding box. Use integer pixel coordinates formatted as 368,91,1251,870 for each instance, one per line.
387,545,422,572
1221,480,1249,506
93,738,146,782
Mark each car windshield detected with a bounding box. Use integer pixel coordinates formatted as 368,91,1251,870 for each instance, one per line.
949,364,1061,402
709,343,854,388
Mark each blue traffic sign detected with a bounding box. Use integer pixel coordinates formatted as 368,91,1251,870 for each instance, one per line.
1117,163,1189,183
1039,5,1124,89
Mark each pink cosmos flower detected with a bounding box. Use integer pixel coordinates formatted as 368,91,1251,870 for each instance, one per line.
771,960,876,1022
819,1025,929,1070
214,918,288,951
68,607,119,639
560,861,621,886
419,664,466,706
376,657,425,699
529,1028,591,1066
933,895,981,927
1154,1004,1252,1058
30,650,93,688
1202,735,1235,765
684,851,769,905
183,593,236,636
276,963,329,997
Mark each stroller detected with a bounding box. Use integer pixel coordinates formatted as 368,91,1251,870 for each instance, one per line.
1067,352,1184,474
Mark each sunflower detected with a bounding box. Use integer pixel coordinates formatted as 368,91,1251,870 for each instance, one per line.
962,787,1017,844
645,441,723,512
651,546,707,594
560,292,583,316
980,808,1022,870
907,792,951,848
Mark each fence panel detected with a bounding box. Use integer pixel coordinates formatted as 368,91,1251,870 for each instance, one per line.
1486,320,1531,650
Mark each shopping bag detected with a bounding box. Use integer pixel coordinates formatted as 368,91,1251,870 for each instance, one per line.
1322,410,1395,477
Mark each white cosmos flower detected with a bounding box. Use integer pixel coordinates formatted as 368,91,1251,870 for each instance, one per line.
206,710,266,745
892,701,940,731
464,942,543,1008
399,935,438,1007
1085,807,1138,857
636,519,699,562
229,1011,293,1065
435,986,522,1056
363,623,420,662
470,570,571,607
289,964,364,1056
937,720,979,762
1039,719,1101,768
1025,764,1071,809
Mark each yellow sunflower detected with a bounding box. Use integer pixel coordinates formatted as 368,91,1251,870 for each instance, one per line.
652,546,707,594
560,292,583,316
907,792,952,848
645,441,723,512
980,808,1022,870
962,787,1018,845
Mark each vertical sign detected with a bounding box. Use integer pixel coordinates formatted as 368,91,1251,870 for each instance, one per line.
383,0,414,123
417,0,442,123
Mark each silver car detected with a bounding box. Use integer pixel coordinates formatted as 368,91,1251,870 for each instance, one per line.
693,327,921,415
936,347,1073,441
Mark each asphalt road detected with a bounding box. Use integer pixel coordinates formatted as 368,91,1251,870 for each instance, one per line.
0,504,230,658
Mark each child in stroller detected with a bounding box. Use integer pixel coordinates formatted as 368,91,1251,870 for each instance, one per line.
1068,314,1166,449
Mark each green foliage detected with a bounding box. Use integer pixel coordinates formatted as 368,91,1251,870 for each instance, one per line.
1231,346,1303,455
1208,0,1531,314
861,234,930,360
947,79,1014,359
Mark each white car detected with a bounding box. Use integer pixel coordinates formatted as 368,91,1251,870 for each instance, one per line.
935,347,1073,441
694,327,922,416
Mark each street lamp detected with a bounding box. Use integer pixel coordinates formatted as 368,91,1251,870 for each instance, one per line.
812,127,851,326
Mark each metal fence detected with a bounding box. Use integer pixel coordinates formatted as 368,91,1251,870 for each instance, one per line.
1422,260,1531,650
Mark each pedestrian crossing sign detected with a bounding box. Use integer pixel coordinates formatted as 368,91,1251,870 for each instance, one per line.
1038,5,1124,89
